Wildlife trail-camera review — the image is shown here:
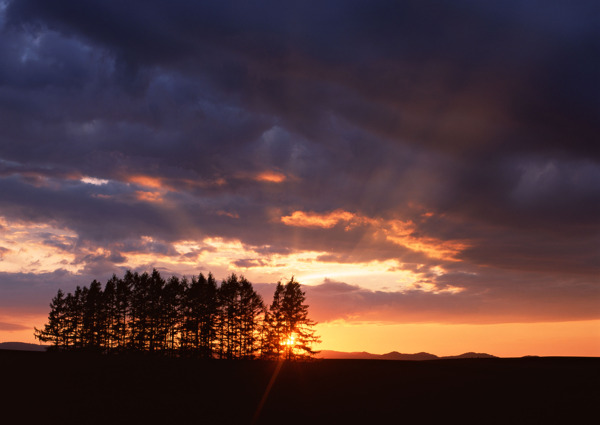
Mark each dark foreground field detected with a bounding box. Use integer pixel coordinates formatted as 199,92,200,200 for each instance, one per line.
2,350,598,424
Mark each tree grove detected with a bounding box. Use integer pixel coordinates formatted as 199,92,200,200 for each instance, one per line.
34,270,319,360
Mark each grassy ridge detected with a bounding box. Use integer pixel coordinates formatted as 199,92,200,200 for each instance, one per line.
3,350,598,424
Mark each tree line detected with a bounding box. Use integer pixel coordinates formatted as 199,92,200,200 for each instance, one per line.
34,269,320,360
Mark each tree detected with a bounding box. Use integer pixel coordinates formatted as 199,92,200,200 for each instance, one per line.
182,273,219,358
217,273,242,359
34,289,67,349
65,286,85,349
34,270,318,360
114,273,132,350
102,275,119,351
216,273,265,359
237,276,265,359
261,282,285,359
266,277,320,360
82,280,104,350
129,271,150,351
163,275,185,356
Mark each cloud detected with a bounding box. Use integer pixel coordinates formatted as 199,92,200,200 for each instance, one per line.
254,171,287,183
233,258,269,269
304,273,600,324
310,279,362,294
281,209,468,262
281,210,358,229
0,0,598,326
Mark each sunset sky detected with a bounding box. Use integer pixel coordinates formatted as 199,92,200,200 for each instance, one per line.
1,0,599,357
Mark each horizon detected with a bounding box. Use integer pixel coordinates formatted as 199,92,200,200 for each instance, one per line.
1,1,599,358
0,339,597,359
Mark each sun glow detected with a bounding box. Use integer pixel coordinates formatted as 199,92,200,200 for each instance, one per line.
283,333,296,347
107,235,452,294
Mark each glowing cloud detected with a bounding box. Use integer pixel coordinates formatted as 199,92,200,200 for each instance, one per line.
127,175,164,189
125,236,444,294
255,171,287,183
382,219,468,261
0,216,82,274
80,176,109,186
217,210,240,219
281,210,468,261
281,210,359,228
135,191,164,203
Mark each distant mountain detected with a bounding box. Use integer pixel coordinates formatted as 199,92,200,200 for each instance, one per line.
0,342,497,359
380,351,439,360
316,350,383,360
0,342,48,352
317,350,497,360
441,352,497,359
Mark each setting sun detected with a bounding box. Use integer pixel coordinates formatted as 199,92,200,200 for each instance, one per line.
283,334,296,347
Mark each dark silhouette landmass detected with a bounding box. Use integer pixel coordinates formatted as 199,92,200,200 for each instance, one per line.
442,351,498,359
317,350,496,360
0,341,48,351
0,343,496,360
2,349,597,424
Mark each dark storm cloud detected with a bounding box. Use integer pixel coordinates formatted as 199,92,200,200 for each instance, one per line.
0,0,599,322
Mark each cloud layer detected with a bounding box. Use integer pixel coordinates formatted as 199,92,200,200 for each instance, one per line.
1,0,598,328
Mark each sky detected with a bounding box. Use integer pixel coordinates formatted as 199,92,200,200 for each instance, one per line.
0,0,599,357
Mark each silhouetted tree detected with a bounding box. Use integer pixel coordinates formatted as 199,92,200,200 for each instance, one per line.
238,276,265,359
163,275,184,356
129,271,150,351
261,282,285,359
216,274,265,359
34,289,67,349
182,273,219,357
265,277,320,360
117,271,134,349
147,269,167,353
82,280,104,350
217,274,242,359
65,286,84,349
35,270,316,360
102,275,119,351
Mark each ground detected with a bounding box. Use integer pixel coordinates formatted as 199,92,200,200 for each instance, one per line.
2,350,597,424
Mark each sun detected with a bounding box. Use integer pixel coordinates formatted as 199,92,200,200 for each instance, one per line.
283,333,296,347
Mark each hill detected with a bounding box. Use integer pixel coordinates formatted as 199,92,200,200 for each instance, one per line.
0,342,48,351
317,349,496,360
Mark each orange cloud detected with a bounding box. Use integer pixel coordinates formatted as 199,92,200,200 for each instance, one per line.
128,175,164,189
382,219,467,261
255,171,287,183
0,216,81,274
281,210,359,228
135,191,163,203
217,210,240,219
281,210,468,261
